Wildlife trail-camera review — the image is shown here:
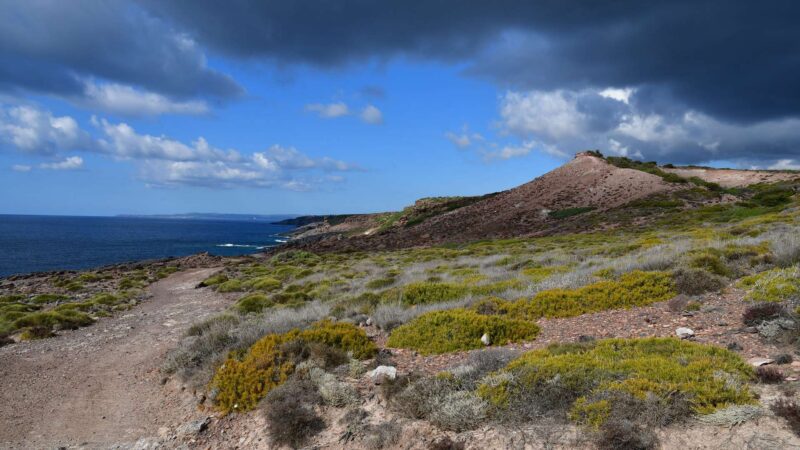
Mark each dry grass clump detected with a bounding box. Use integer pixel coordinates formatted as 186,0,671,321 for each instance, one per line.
742,303,785,326
390,374,488,431
362,421,402,450
595,419,659,450
756,365,784,384
261,378,325,448
672,268,726,295
772,399,800,437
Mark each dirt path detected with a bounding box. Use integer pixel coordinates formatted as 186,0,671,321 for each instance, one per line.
0,267,227,449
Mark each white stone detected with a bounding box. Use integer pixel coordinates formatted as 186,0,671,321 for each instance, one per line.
749,358,775,367
481,333,491,346
365,317,373,326
675,327,695,339
369,365,397,381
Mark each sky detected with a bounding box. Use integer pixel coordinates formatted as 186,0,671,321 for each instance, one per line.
1,1,799,216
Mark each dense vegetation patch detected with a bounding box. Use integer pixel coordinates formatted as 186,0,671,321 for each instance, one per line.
211,320,375,413
479,338,754,427
386,309,540,355
549,207,596,219
737,266,800,303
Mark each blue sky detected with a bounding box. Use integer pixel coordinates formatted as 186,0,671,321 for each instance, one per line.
1,1,798,216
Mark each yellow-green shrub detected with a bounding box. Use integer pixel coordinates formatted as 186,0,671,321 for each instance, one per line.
217,279,245,293
211,320,376,413
398,282,469,305
386,309,540,355
235,293,274,314
200,273,228,287
245,276,282,292
520,271,675,319
479,338,754,426
737,266,800,302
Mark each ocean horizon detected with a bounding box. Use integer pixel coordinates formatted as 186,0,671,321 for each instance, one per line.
0,214,297,277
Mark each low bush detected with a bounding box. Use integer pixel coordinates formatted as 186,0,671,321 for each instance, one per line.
742,303,785,326
308,367,358,407
397,282,469,305
235,293,274,314
362,422,402,450
13,310,94,331
211,320,375,413
261,378,325,448
689,252,732,277
199,273,228,287
30,294,69,304
479,338,754,428
595,419,659,450
366,277,396,290
217,279,245,293
518,271,675,319
772,399,800,437
756,366,784,384
549,207,595,219
390,374,488,431
386,309,540,355
246,276,282,292
737,266,800,302
672,268,726,295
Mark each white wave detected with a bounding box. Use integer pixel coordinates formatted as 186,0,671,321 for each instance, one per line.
216,243,260,248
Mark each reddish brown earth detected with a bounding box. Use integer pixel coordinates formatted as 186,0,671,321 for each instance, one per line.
290,153,683,252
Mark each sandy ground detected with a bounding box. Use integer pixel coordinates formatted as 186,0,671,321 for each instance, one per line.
0,267,226,449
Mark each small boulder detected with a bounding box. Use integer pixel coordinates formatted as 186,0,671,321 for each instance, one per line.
748,357,774,367
177,417,210,436
365,317,373,326
675,327,695,339
369,365,397,385
727,342,743,352
480,333,491,346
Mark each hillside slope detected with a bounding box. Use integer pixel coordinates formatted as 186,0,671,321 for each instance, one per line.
289,152,682,251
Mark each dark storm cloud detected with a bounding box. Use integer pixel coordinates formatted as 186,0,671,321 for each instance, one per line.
0,1,242,101
141,0,800,123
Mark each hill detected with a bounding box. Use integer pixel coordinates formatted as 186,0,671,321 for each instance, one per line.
284,152,799,252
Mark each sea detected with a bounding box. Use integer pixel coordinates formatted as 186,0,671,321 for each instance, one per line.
0,214,297,277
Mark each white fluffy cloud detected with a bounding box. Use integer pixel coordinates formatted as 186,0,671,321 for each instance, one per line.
0,103,360,189
11,164,31,172
0,105,93,155
305,102,350,118
40,156,83,170
82,83,209,116
359,105,383,124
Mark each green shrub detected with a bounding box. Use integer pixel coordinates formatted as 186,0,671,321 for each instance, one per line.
217,279,245,293
366,277,397,290
737,266,800,302
235,293,274,314
689,252,731,277
64,281,84,292
30,294,69,304
211,320,375,413
518,271,675,319
398,282,469,305
13,310,94,331
479,338,754,427
199,273,228,287
549,207,595,219
90,293,119,306
386,309,540,355
246,276,282,291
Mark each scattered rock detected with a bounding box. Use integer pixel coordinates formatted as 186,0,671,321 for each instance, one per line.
578,335,595,343
480,333,491,346
177,417,210,436
748,358,774,367
726,342,743,352
365,317,373,326
369,365,397,384
675,327,695,339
